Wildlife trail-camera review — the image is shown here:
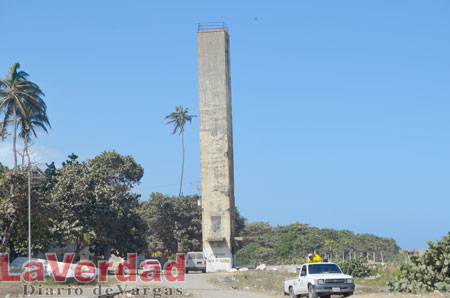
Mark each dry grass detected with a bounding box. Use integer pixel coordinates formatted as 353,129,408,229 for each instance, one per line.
0,282,23,297
352,264,399,294
210,270,292,297
209,268,450,298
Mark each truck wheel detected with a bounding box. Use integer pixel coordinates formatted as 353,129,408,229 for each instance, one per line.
289,287,298,298
308,285,317,298
343,293,353,297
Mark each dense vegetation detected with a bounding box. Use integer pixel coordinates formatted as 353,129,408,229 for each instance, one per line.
339,258,376,277
139,193,202,257
236,222,399,266
388,233,450,292
0,152,147,260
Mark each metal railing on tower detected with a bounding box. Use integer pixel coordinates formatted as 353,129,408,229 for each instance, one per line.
198,22,229,33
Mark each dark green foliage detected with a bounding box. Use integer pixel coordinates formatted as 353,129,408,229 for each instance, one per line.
339,258,376,277
139,194,247,259
234,208,247,238
236,221,400,266
1,152,148,259
237,243,261,267
62,153,79,166
139,193,202,257
238,222,277,250
50,151,147,260
237,242,277,267
87,151,145,258
388,233,450,293
0,167,57,256
0,162,7,173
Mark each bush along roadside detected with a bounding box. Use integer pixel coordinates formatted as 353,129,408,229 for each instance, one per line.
339,258,376,277
388,232,450,293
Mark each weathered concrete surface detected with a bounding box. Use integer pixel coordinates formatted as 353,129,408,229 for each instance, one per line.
197,30,236,272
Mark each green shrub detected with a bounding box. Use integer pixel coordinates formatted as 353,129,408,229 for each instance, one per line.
388,233,450,293
236,243,261,267
339,258,376,277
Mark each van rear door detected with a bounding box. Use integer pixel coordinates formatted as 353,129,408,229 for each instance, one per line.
196,253,205,266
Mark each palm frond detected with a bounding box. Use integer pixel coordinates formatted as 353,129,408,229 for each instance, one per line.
0,96,9,109
7,62,21,81
17,104,50,140
0,79,11,89
165,106,196,135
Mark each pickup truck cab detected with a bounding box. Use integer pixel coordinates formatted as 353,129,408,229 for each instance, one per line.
284,262,355,298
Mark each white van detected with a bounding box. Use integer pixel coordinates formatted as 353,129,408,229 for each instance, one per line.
185,252,206,273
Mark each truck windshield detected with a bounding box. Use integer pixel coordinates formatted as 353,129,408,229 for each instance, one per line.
308,264,342,274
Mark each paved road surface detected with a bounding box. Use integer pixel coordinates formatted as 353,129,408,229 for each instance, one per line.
157,273,274,298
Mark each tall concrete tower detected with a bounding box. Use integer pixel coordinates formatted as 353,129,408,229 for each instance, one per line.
197,22,235,272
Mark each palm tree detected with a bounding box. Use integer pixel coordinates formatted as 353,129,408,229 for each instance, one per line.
165,106,196,196
0,63,47,258
0,63,45,168
18,104,51,166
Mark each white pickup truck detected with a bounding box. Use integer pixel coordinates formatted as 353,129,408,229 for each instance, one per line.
284,262,355,298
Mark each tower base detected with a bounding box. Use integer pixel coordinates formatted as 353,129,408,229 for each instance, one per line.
204,242,233,272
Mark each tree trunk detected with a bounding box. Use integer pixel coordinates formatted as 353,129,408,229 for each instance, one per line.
104,245,111,262
74,240,88,263
25,136,31,167
21,147,25,167
74,246,81,263
1,218,17,254
12,108,17,168
179,131,185,197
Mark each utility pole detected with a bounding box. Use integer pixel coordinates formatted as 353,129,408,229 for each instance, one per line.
28,169,31,260
27,166,31,297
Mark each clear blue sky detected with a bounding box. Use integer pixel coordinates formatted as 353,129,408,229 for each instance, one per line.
1,1,449,250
